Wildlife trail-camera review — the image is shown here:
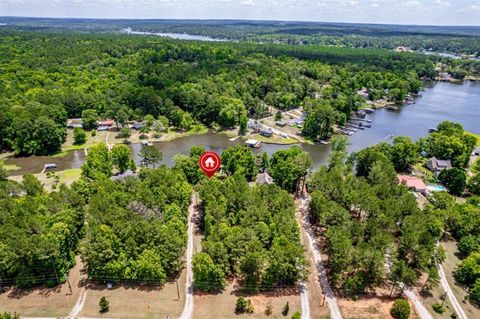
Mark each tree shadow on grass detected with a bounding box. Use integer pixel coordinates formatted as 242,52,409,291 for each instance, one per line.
6,284,63,299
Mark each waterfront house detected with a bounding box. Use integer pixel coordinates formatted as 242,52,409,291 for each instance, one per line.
130,122,144,130
97,119,115,131
397,174,427,193
426,157,452,177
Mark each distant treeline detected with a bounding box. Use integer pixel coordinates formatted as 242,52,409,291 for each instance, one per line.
3,17,479,55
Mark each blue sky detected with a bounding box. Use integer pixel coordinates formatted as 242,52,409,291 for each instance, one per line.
0,0,479,25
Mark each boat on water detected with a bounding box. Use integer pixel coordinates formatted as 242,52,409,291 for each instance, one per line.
363,108,375,114
318,140,330,145
428,127,438,133
245,139,262,148
350,117,372,123
229,137,238,142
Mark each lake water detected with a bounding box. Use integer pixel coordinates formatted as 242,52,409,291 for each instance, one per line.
5,81,480,175
421,50,480,61
122,28,226,42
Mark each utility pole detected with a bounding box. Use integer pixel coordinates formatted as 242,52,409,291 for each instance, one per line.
65,272,73,294
175,279,180,301
50,256,60,284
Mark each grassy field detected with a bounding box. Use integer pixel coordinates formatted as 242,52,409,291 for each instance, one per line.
0,160,20,172
0,256,85,317
8,168,81,191
338,292,420,319
193,281,304,319
79,274,186,319
53,125,209,158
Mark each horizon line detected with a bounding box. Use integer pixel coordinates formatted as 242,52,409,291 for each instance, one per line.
1,15,480,28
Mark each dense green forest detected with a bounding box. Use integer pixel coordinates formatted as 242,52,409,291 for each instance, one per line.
0,144,191,286
0,29,436,154
82,166,192,283
195,173,308,292
0,176,84,287
307,136,444,296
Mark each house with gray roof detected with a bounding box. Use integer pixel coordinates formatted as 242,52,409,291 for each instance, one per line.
426,157,452,177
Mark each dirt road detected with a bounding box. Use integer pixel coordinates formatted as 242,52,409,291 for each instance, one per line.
385,252,433,319
296,196,343,319
438,263,469,319
179,193,197,319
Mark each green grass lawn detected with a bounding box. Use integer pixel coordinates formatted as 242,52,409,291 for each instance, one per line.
248,133,299,145
466,131,480,146
0,160,21,172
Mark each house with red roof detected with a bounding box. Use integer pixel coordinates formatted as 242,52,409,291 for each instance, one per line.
397,174,427,193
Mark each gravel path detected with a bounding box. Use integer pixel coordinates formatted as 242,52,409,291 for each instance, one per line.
179,193,196,319
438,262,469,319
298,196,343,319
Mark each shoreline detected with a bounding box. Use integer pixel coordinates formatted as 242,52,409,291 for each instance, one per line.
3,79,479,179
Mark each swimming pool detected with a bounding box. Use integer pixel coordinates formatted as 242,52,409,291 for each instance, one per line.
427,184,447,192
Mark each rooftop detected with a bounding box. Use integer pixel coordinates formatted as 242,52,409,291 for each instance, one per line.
397,174,427,192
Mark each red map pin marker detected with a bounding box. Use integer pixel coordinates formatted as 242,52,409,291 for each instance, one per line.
199,151,221,178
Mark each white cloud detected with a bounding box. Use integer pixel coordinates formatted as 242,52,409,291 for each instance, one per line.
433,0,451,7
0,0,479,25
239,0,255,6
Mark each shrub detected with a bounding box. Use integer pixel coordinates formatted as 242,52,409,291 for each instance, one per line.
235,296,248,314
118,127,132,139
432,303,445,314
469,278,480,305
390,298,410,319
235,296,254,314
73,127,87,145
91,130,96,137
291,311,301,319
99,296,109,313
265,302,273,316
282,302,290,316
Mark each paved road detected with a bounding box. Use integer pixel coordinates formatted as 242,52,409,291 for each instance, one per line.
297,196,343,319
179,193,197,319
